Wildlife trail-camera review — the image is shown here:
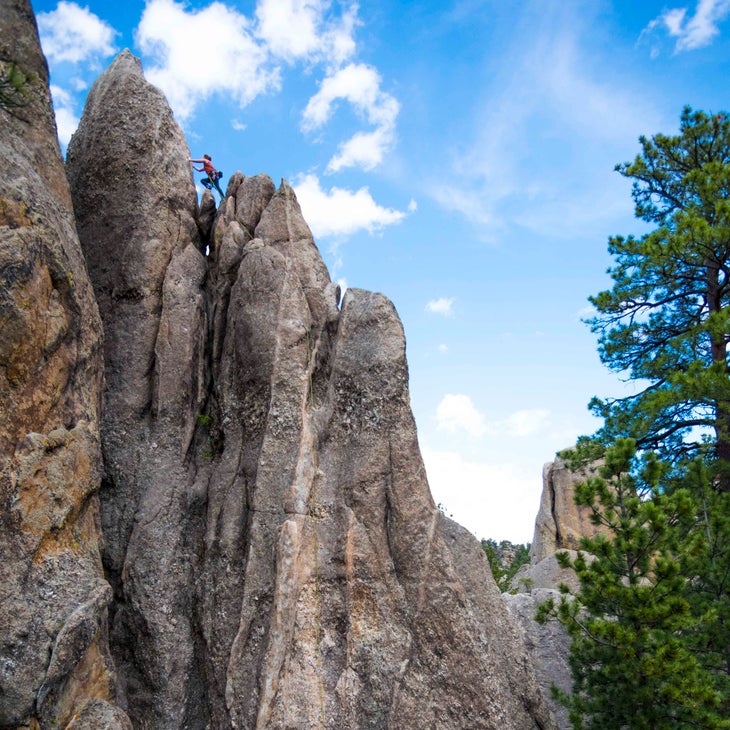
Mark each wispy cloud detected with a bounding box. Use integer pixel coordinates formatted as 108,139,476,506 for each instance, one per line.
645,0,730,52
429,4,660,239
293,173,408,238
435,394,486,438
37,1,117,64
425,297,455,316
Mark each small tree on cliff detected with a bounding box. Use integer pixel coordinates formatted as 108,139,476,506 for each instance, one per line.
0,57,32,120
539,108,730,729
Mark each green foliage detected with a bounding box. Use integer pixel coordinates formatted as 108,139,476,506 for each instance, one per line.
481,538,530,591
539,440,727,729
586,107,730,467
542,108,730,729
195,412,223,457
0,57,33,119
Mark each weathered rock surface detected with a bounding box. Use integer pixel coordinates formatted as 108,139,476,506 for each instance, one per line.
530,455,603,564
0,1,129,727
503,588,572,730
62,48,557,730
504,454,607,730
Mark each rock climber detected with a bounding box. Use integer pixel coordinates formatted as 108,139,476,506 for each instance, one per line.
190,154,225,199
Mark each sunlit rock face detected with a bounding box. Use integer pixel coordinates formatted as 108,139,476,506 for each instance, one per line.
0,1,130,728
3,9,557,725
530,455,607,564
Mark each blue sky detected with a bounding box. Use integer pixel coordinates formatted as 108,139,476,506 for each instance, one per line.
32,0,730,542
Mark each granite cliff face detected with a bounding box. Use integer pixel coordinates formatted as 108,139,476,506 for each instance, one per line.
2,4,558,728
0,2,130,728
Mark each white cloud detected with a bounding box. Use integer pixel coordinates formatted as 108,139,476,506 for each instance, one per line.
302,63,399,172
135,0,279,121
435,394,486,438
422,448,539,542
501,409,550,437
425,297,455,316
50,84,79,146
133,0,365,123
438,344,448,352
293,173,408,238
37,1,117,64
431,11,660,239
327,126,393,172
255,0,358,65
648,0,730,51
54,107,80,147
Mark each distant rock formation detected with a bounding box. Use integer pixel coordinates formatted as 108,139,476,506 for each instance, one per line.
529,454,604,564
2,3,559,727
0,1,130,728
504,453,606,730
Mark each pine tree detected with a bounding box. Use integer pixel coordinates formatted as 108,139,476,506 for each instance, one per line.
587,107,730,474
538,439,726,729
540,108,730,728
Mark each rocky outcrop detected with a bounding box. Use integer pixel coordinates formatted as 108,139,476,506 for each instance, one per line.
0,1,130,728
504,454,607,730
529,455,603,564
61,46,557,729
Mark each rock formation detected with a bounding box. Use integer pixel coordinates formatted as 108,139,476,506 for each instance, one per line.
504,453,606,730
0,2,131,728
529,455,604,564
2,3,559,727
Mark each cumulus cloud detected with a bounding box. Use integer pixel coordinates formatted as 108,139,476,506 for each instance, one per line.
501,409,550,437
136,0,278,121
39,1,400,188
435,394,486,438
302,63,399,172
646,0,730,51
293,173,408,238
37,1,117,64
425,297,455,316
255,0,357,65
133,0,363,122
